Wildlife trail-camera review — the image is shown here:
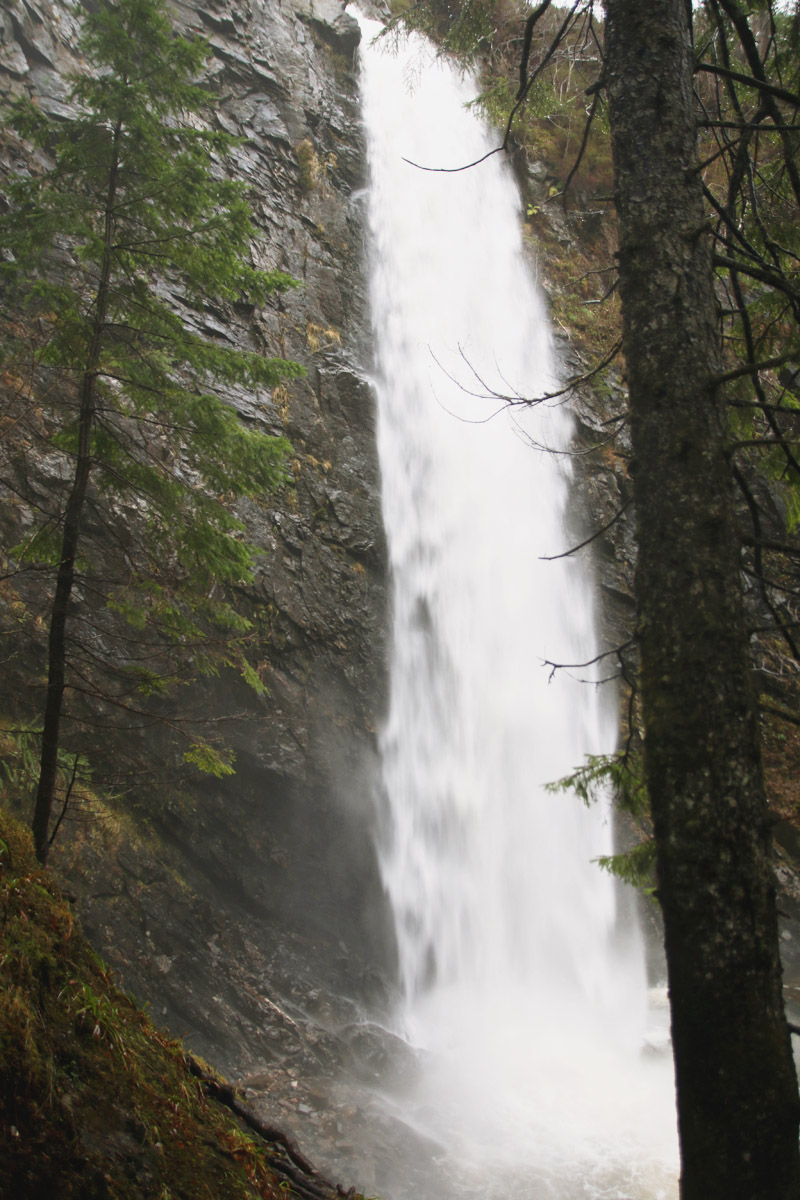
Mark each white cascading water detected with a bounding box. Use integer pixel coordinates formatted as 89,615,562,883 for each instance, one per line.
355,14,679,1200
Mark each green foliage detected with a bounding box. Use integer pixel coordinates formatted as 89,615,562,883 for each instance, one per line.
0,0,305,815
387,0,498,63
0,729,42,804
595,839,657,892
0,728,92,813
8,527,64,567
547,752,656,890
546,751,649,819
182,741,236,778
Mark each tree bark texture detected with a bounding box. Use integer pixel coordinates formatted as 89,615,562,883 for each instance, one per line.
603,2,800,1196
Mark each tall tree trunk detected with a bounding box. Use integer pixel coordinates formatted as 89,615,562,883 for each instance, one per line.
603,2,800,1196
31,374,96,863
32,128,121,864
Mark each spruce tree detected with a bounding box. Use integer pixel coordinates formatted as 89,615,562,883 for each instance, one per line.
0,0,303,862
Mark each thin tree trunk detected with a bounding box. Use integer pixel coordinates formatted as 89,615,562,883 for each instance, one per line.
32,127,121,864
603,2,800,1196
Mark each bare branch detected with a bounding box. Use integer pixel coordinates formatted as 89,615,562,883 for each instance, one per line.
712,253,800,303
541,637,636,683
539,497,632,560
47,753,83,850
696,61,800,109
741,535,800,560
518,0,555,98
720,352,800,383
560,87,601,201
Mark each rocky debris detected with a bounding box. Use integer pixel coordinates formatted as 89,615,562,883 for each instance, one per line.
240,1036,456,1200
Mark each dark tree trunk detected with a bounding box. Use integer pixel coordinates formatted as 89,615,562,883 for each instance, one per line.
31,127,121,864
603,2,800,1196
31,379,95,863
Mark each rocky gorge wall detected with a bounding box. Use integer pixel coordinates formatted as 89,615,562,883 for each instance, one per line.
0,0,400,1092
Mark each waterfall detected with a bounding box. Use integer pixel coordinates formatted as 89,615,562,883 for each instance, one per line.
355,14,678,1199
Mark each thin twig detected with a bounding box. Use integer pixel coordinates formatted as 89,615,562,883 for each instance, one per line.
540,496,632,560
47,753,82,849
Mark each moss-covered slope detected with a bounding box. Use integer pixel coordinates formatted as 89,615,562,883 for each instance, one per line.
0,806,355,1200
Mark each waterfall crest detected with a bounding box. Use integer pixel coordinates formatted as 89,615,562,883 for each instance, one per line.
356,14,679,1197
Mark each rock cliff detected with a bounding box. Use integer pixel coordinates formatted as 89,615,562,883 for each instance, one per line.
0,0,397,1094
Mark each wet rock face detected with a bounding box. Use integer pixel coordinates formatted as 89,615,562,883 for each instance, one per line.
0,0,396,1075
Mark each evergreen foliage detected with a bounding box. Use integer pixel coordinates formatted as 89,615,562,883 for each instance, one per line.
546,751,656,889
0,0,304,860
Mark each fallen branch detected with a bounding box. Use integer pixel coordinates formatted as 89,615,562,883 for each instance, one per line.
186,1055,350,1198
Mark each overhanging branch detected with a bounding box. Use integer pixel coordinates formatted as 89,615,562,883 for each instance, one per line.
696,61,800,109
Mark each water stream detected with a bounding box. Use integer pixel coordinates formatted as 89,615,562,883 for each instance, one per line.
355,15,679,1198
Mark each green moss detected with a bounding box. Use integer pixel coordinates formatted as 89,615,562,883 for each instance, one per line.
296,139,323,192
